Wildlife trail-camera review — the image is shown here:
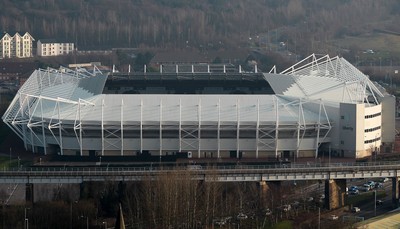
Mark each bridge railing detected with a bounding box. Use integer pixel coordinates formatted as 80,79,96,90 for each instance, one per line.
1,161,400,175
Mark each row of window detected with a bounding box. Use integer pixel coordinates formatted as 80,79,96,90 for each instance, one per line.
364,126,381,133
364,137,380,144
365,112,381,119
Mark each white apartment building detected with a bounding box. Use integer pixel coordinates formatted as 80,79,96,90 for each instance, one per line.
0,32,34,59
37,39,74,56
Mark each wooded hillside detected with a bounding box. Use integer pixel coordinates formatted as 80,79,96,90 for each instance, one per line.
1,0,399,53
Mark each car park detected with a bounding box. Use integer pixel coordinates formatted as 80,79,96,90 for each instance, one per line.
352,207,361,213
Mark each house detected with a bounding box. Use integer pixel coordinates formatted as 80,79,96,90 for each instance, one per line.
0,32,35,59
37,39,74,56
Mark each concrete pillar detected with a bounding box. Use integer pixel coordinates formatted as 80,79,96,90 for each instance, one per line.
392,177,399,208
325,179,346,210
25,183,33,204
264,181,281,209
258,181,268,204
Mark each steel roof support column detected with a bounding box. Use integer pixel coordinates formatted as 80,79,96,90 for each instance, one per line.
275,97,279,158
256,99,260,158
27,98,35,152
236,99,240,158
40,98,47,155
58,101,63,155
315,100,322,158
140,99,143,153
179,99,182,152
296,99,301,161
101,99,104,156
217,99,220,158
121,99,124,156
79,100,82,156
160,99,162,158
20,93,28,150
198,99,201,158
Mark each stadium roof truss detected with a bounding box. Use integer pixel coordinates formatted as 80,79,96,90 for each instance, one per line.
267,54,383,105
4,58,337,158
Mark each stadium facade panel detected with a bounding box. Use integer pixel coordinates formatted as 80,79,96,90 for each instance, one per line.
2,54,395,159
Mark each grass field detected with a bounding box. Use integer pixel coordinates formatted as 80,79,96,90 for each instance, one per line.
334,33,400,52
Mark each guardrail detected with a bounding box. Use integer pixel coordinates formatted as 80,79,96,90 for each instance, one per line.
0,161,399,183
1,161,400,173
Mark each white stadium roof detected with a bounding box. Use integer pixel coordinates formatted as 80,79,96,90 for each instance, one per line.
264,54,383,105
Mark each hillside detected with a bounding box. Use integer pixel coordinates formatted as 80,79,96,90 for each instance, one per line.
1,0,400,56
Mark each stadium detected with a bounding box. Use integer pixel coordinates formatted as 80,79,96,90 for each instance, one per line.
2,54,395,160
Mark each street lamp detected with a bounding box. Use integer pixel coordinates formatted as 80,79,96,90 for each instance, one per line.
70,200,78,229
80,216,89,229
24,207,30,229
374,190,377,217
103,221,107,229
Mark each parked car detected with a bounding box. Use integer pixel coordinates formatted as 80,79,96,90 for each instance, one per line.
350,189,359,195
329,214,339,220
361,184,371,191
367,181,375,188
265,208,272,216
352,207,361,213
375,182,384,189
349,186,358,191
380,177,389,183
214,218,226,226
376,200,383,205
237,213,248,220
282,204,291,212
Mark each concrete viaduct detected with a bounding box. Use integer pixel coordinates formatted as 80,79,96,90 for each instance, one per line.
2,162,400,210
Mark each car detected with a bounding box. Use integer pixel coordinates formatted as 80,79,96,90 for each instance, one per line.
292,201,300,208
381,177,389,183
350,189,359,195
360,184,370,191
329,214,339,220
265,208,272,216
214,218,226,226
349,186,358,191
367,181,375,188
375,182,384,189
282,204,291,212
352,207,361,213
237,213,248,220
376,200,383,205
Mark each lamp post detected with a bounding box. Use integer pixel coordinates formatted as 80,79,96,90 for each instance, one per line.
103,221,107,229
80,216,88,229
374,190,377,217
70,201,78,229
24,207,30,229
